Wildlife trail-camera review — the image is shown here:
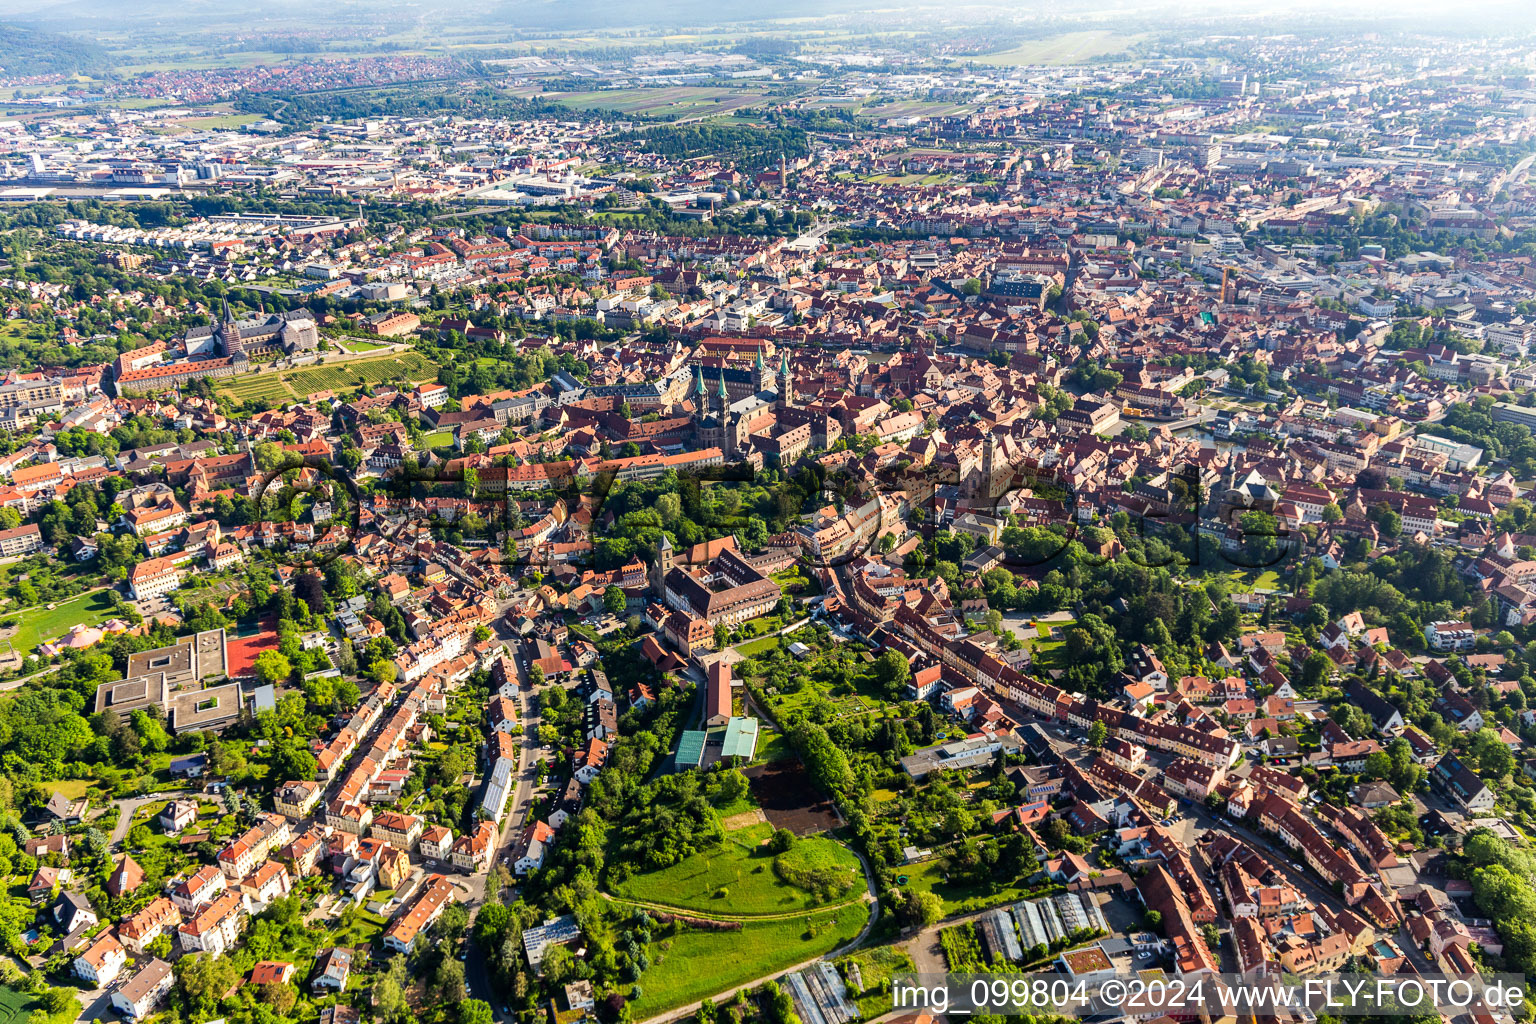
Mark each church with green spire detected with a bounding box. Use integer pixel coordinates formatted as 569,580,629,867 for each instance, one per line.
690,342,796,460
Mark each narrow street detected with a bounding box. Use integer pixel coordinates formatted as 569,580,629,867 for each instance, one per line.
466,645,545,1020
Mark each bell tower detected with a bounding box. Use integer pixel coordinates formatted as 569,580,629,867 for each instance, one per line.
653,533,674,593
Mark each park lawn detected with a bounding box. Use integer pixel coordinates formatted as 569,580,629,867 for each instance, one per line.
613,824,860,916
341,340,389,352
4,588,119,651
901,856,1062,915
735,635,780,656
630,903,866,1018
423,430,454,448
0,984,34,1024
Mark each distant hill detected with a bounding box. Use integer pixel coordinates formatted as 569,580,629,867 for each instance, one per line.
0,22,110,77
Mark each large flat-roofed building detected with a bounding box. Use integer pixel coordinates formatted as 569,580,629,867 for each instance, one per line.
126,628,228,681
93,674,172,719
94,629,267,732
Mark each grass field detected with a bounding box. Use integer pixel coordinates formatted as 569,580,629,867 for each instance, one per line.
0,985,33,1024
901,855,1063,915
39,779,89,800
630,903,866,1017
544,86,765,119
170,113,263,131
863,100,977,119
422,430,455,449
858,172,955,186
2,588,119,652
753,728,794,764
613,823,860,916
735,635,781,657
1022,617,1076,673
970,30,1146,66
214,351,437,405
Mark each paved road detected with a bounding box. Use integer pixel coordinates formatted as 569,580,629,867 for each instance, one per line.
107,789,207,846
465,649,545,1023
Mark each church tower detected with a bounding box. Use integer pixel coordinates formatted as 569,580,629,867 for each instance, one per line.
693,365,708,427
981,437,996,502
219,299,247,363
716,372,735,456
652,533,674,594
778,350,793,406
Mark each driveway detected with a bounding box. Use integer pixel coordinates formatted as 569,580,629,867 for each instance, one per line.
72,985,113,1022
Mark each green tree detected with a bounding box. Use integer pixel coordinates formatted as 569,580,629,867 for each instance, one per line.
908,889,943,928
604,586,627,616
253,650,293,687
873,650,912,699
460,1001,495,1024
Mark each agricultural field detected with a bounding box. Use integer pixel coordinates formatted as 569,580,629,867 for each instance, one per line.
0,985,33,1024
0,587,121,653
543,86,766,119
862,100,977,119
969,30,1147,66
611,822,861,916
215,351,438,405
